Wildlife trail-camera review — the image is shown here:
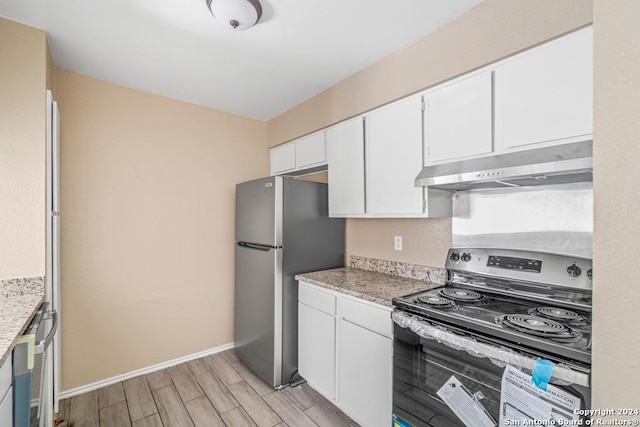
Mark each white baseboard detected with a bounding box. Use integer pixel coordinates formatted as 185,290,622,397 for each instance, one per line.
59,342,235,400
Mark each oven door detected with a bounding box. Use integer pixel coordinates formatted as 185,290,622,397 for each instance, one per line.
392,311,591,427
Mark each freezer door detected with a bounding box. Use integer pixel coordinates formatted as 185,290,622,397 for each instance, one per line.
235,176,282,247
234,243,282,388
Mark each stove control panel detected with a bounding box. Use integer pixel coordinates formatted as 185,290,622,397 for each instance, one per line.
445,248,593,292
487,255,542,273
450,251,473,263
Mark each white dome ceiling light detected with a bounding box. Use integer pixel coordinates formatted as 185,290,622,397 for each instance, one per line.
205,0,263,30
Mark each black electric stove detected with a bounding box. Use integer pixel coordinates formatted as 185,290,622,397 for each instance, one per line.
393,248,593,365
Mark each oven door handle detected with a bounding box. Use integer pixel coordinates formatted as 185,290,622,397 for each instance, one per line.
393,311,590,388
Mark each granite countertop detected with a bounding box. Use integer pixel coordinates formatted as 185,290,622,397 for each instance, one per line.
0,277,45,366
295,267,439,307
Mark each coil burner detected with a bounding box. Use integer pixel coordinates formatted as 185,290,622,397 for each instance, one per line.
439,288,484,302
530,307,583,322
416,295,454,308
498,314,583,343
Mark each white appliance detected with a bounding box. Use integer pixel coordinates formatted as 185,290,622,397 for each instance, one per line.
44,89,61,425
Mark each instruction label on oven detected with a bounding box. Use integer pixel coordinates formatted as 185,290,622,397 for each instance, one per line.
500,365,581,426
437,375,497,427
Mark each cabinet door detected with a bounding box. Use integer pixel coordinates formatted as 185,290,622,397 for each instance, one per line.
425,71,493,164
495,27,593,150
298,302,336,400
326,117,365,216
0,388,11,427
338,318,392,427
0,358,10,426
296,132,326,169
270,143,296,175
366,95,424,215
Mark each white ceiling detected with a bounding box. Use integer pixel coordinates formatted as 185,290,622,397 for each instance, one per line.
0,0,485,120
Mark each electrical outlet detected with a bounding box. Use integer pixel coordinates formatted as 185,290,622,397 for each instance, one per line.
394,235,403,251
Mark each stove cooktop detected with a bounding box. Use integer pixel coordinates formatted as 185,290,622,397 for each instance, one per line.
393,284,592,365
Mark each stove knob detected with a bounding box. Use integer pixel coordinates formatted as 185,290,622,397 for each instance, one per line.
567,263,582,278
461,252,472,262
449,252,460,262
587,268,593,280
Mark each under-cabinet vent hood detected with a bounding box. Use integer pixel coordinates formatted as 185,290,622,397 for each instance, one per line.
415,141,593,191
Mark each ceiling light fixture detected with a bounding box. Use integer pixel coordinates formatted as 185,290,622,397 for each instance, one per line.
205,0,262,31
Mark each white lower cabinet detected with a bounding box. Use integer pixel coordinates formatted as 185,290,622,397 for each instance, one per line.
338,315,392,427
0,387,11,427
0,358,12,427
298,302,336,399
298,281,392,426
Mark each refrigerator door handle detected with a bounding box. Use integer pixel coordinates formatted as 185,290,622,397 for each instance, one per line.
237,242,276,251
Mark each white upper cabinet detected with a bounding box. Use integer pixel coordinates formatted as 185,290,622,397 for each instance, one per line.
366,95,424,216
270,131,326,175
424,71,493,164
295,132,326,169
326,117,366,216
270,143,296,175
494,27,593,151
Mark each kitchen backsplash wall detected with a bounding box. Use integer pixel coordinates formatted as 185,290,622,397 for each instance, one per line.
345,218,452,269
453,183,593,258
350,255,446,284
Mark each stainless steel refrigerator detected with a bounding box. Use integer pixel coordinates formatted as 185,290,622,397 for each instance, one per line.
235,176,344,388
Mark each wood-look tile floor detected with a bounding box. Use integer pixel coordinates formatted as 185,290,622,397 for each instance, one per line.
56,349,359,427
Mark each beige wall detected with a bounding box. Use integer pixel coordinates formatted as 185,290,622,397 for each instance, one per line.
267,0,593,270
592,0,640,411
54,69,268,391
0,18,48,279
346,219,452,268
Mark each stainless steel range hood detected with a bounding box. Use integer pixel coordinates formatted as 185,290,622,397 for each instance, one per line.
415,141,592,191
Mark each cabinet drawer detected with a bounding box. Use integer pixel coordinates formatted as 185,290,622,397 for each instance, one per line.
340,297,391,338
299,282,336,315
0,358,11,400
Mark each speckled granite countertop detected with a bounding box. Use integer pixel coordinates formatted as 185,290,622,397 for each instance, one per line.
0,277,45,366
295,268,440,307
